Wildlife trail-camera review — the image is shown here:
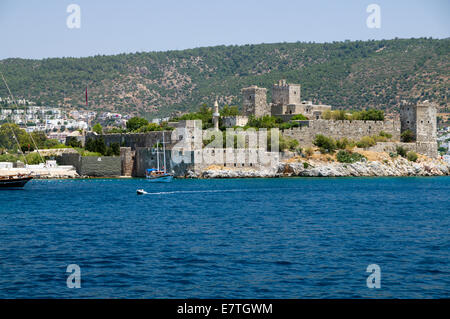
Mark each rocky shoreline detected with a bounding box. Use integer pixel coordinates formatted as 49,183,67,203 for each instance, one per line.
193,156,450,179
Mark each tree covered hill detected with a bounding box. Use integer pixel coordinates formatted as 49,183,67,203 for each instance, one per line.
0,38,448,118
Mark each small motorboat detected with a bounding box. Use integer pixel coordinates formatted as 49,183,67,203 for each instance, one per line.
137,189,147,195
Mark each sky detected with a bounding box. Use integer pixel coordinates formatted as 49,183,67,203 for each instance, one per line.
0,0,448,60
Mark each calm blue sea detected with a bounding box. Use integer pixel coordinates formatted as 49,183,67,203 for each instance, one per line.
0,177,449,298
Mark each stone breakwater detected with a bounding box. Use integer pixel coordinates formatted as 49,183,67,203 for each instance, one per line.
0,168,79,179
193,157,450,178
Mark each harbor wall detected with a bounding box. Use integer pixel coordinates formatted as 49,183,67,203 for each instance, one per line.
57,153,121,177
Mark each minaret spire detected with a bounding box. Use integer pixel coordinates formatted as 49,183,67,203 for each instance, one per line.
213,98,220,131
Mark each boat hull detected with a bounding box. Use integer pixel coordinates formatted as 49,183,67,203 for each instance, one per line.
146,175,173,183
0,176,33,188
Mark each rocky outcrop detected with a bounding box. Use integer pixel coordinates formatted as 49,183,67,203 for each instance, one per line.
193,157,450,178
277,157,450,177
190,167,280,179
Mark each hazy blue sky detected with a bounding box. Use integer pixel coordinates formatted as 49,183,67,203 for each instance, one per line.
0,0,448,59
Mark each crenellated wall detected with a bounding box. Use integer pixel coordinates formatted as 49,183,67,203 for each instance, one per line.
86,131,174,150
282,119,401,146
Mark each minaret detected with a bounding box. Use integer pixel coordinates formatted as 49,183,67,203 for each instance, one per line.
213,99,220,131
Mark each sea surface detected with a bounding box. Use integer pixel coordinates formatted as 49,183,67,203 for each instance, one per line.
0,177,449,298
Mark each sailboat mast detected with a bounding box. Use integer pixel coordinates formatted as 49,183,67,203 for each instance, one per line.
0,71,29,165
163,131,166,174
156,140,160,171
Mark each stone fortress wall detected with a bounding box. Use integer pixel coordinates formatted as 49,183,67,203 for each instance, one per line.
57,152,121,177
86,130,175,150
282,119,401,146
82,79,439,177
239,80,438,158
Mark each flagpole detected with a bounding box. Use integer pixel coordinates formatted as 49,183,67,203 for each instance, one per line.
85,84,88,109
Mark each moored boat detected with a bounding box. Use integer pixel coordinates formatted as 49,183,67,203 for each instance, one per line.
145,169,173,182
0,175,33,188
145,132,174,183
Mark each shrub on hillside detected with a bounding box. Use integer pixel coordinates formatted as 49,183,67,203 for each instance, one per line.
85,137,106,155
92,123,103,135
396,145,407,157
248,115,281,129
336,150,366,163
331,110,348,121
137,123,163,132
25,152,44,165
279,136,299,151
336,137,351,149
0,153,19,162
401,129,415,142
291,114,308,121
126,117,149,131
373,135,388,143
352,109,384,121
321,110,332,120
407,151,418,162
379,131,393,139
278,122,297,130
66,137,82,148
304,147,314,157
313,134,337,154
438,146,447,155
356,136,376,148
106,142,121,156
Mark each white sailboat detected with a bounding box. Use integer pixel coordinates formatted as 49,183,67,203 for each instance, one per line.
145,131,173,182
0,71,38,188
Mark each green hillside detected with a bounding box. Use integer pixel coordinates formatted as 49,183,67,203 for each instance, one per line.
0,38,448,118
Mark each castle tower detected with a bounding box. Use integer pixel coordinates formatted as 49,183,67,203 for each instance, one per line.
241,86,269,117
213,99,220,131
400,100,438,158
400,100,437,142
272,79,301,106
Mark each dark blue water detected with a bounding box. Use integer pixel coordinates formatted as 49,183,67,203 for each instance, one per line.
0,177,449,298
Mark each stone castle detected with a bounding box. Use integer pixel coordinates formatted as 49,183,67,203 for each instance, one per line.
61,80,439,177
241,79,332,120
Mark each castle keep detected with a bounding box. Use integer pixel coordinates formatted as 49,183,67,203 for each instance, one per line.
272,79,301,106
240,79,332,120
400,100,438,157
241,86,270,117
400,101,437,143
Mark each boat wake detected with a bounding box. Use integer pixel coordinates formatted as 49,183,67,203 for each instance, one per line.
137,188,268,196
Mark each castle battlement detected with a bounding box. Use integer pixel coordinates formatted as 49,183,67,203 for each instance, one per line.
241,79,330,120
400,100,437,143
